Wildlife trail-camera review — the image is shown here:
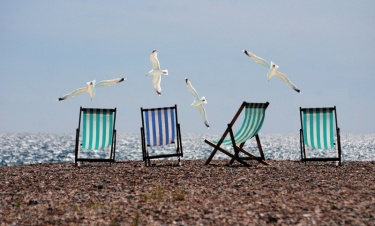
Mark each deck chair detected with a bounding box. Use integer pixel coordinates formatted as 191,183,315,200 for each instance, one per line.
205,101,270,166
300,106,342,165
140,105,183,166
75,107,117,166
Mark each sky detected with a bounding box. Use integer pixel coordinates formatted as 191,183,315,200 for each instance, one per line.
0,0,374,135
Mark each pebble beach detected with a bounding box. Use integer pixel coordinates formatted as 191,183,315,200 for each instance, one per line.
1,159,374,225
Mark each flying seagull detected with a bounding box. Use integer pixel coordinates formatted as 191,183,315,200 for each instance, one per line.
146,49,168,96
243,50,301,93
185,77,209,128
57,78,125,101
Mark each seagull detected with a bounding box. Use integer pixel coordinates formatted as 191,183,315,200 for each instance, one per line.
185,77,209,128
243,50,301,93
57,78,125,101
146,49,168,96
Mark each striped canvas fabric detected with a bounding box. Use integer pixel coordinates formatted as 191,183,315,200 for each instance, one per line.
143,107,176,146
302,108,335,149
219,103,267,146
81,109,115,150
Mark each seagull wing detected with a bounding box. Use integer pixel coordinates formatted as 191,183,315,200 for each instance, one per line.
197,105,209,128
243,50,270,68
152,74,162,95
58,87,88,101
275,71,301,93
95,78,125,88
185,78,199,99
150,51,160,70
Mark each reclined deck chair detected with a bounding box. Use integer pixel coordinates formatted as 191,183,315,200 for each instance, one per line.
140,105,183,166
75,107,117,166
205,101,270,166
300,106,342,165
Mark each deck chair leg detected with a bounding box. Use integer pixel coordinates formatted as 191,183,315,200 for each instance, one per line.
109,146,114,166
147,147,151,166
337,128,342,166
229,142,246,165
228,136,269,166
204,140,251,166
205,148,219,165
255,135,265,160
76,145,81,167
236,147,269,165
146,150,150,166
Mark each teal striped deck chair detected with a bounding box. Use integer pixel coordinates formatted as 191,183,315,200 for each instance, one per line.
75,107,117,166
140,105,183,166
300,106,342,165
205,101,269,166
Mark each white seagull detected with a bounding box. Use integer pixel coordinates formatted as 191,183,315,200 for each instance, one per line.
243,50,301,93
185,77,209,128
146,49,168,96
58,78,125,101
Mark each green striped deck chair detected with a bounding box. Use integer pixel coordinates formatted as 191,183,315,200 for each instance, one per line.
205,101,270,166
140,105,183,166
300,106,342,165
75,107,117,166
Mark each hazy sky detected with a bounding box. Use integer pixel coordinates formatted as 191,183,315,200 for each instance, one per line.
1,0,374,134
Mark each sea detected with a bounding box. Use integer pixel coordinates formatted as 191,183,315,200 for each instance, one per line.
0,133,374,166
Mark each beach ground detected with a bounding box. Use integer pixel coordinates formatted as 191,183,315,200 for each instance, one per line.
0,160,374,225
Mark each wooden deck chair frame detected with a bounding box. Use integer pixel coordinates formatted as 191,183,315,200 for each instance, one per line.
205,101,270,166
75,107,117,166
140,105,183,166
299,106,342,165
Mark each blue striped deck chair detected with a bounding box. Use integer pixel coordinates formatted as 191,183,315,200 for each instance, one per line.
140,105,183,166
75,107,117,166
300,106,342,165
205,101,270,166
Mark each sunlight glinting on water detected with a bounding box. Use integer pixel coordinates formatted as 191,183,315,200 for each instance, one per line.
0,133,374,166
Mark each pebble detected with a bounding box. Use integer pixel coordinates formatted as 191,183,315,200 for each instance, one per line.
0,160,374,225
